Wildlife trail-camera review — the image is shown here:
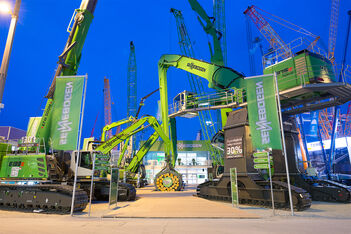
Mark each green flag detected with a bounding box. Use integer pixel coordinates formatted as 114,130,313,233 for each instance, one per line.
246,75,282,150
50,76,85,150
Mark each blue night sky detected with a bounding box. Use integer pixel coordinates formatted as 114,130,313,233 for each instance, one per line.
0,0,350,141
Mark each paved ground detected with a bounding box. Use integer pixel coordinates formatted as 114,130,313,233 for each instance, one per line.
102,186,258,218
0,185,350,234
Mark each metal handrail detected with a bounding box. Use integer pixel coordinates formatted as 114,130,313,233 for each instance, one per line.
262,37,328,68
169,89,241,115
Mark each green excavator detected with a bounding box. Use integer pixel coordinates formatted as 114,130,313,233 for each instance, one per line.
0,0,98,213
111,88,184,192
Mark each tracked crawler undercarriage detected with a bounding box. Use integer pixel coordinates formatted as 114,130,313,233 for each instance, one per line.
197,109,351,210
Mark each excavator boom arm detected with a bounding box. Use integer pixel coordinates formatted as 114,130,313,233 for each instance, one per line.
158,54,244,164
96,117,150,154
101,116,135,141
158,54,243,90
46,0,97,98
36,0,98,150
127,117,172,172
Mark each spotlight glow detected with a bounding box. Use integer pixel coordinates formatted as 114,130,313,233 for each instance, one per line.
0,2,11,14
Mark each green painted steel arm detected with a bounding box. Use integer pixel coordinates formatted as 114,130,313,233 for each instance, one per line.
101,116,135,167
46,0,97,98
95,117,151,155
127,131,161,173
158,54,245,163
36,0,97,148
188,0,223,66
117,137,130,167
158,54,244,91
101,116,135,141
126,116,172,172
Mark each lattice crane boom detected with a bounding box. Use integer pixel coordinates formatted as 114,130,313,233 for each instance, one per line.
244,5,291,59
318,109,332,140
127,41,138,152
344,102,351,137
328,0,340,62
127,41,137,118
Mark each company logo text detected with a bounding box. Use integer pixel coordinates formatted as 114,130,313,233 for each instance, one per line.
58,82,73,145
255,81,272,144
187,62,206,72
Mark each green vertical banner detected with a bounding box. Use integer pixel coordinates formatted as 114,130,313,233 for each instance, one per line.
230,168,239,207
246,75,282,150
109,167,119,208
50,76,85,150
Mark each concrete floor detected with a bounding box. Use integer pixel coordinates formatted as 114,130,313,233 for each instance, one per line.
0,185,350,234
102,186,258,218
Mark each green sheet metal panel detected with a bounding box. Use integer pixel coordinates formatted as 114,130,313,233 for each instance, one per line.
305,52,336,83
0,143,11,169
264,56,296,90
0,154,48,179
263,50,336,92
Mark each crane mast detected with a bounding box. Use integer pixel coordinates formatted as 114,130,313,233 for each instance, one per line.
127,41,138,155
212,0,229,129
127,41,137,118
103,77,113,139
213,0,227,65
327,0,340,63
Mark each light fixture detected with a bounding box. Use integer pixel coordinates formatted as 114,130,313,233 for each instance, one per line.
0,2,11,15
